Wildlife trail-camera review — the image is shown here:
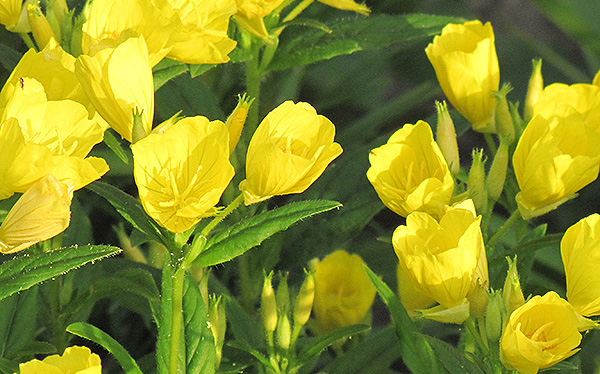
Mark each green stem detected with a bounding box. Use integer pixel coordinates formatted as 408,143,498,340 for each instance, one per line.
282,0,314,23
487,209,522,248
244,47,262,146
483,133,497,155
19,33,36,50
200,194,245,238
465,317,489,356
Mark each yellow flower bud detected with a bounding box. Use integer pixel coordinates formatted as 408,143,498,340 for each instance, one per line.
261,272,278,333
75,33,154,143
19,346,102,374
503,256,525,314
524,59,543,122
486,137,509,203
367,120,454,219
393,199,485,312
208,295,226,367
425,20,500,132
561,214,600,317
313,250,376,332
0,175,72,254
293,271,315,327
533,82,600,134
485,290,504,342
435,100,460,175
225,94,252,155
500,292,581,374
493,83,515,143
26,3,57,49
513,114,600,219
318,0,370,15
276,312,291,350
240,101,343,205
0,0,22,28
131,116,234,233
468,149,487,214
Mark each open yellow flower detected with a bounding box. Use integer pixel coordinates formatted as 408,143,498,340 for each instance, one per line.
19,346,101,374
240,101,343,205
392,199,485,315
132,116,234,233
500,292,581,374
0,175,72,254
367,120,453,218
0,0,22,29
425,20,499,132
533,83,600,134
75,33,154,143
513,114,600,219
561,214,600,317
313,250,376,332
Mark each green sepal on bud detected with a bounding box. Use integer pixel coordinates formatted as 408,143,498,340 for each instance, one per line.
435,100,460,175
132,107,147,143
293,270,315,328
485,290,504,342
276,312,292,350
502,256,525,314
468,149,487,214
524,59,543,122
225,93,253,155
493,83,515,144
208,295,227,368
261,272,278,333
486,137,509,203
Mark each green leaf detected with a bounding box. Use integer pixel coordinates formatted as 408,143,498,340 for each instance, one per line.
227,341,275,372
0,287,38,359
87,181,174,247
0,44,22,72
189,64,216,78
155,75,225,121
153,58,189,91
67,322,143,374
364,265,434,374
418,334,485,374
193,200,342,267
224,295,265,350
298,324,369,362
0,357,18,374
269,14,464,71
0,245,121,301
322,327,401,374
103,130,130,164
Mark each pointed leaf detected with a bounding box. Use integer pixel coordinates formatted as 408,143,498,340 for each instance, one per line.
153,58,189,91
299,324,369,361
418,334,485,374
67,322,143,374
193,200,341,267
103,130,130,164
0,287,38,358
0,245,121,301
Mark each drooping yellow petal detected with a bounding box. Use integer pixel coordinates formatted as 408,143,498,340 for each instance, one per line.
0,175,72,254
20,346,101,374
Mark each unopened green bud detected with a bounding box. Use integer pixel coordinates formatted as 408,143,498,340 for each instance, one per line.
524,59,543,122
486,137,509,202
485,290,504,342
493,83,515,144
225,94,253,155
209,295,226,368
503,256,525,314
293,271,315,327
276,273,290,314
261,272,278,333
469,281,489,319
47,0,68,24
435,100,460,175
468,149,487,214
27,3,56,49
132,107,147,143
276,312,291,350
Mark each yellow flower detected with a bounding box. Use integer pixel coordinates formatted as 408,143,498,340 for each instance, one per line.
19,346,101,374
513,114,600,219
132,116,234,233
0,0,22,28
235,0,284,20
367,120,454,218
425,20,499,132
0,78,108,198
75,33,154,143
396,263,435,313
392,199,485,312
0,175,72,254
240,101,343,205
500,292,581,374
313,250,376,332
533,83,600,134
318,0,370,15
561,214,600,317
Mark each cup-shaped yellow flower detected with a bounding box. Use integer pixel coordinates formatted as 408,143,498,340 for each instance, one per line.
313,250,376,332
240,101,343,205
533,83,600,134
513,114,600,219
0,175,72,254
367,120,454,218
397,263,435,313
132,116,234,233
425,20,499,132
0,0,22,29
392,199,485,310
500,292,582,374
561,214,600,317
75,33,154,143
19,346,101,374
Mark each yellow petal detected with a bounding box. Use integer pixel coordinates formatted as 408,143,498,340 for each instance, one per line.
20,346,102,374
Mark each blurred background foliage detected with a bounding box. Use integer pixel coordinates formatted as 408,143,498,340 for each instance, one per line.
2,0,600,372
